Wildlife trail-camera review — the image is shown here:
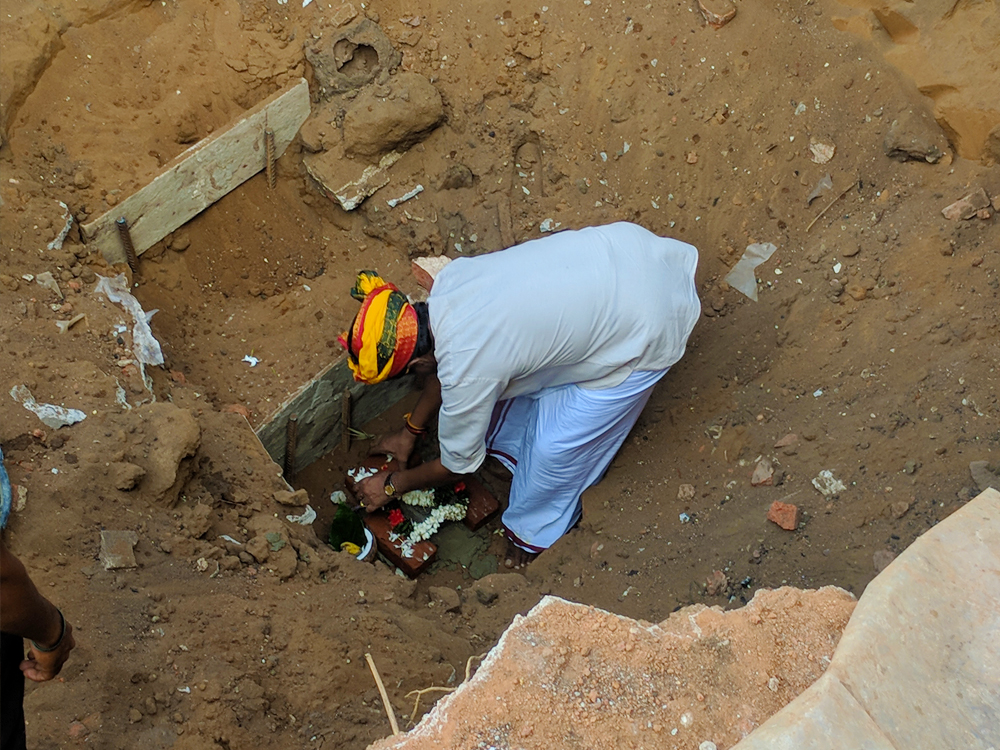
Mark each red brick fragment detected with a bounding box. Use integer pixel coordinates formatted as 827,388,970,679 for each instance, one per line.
222,403,251,421
697,0,737,29
767,501,800,531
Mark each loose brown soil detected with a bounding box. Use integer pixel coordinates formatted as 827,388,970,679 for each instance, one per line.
1,0,997,748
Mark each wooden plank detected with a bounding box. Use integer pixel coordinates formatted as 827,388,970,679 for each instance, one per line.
255,352,415,469
82,78,311,263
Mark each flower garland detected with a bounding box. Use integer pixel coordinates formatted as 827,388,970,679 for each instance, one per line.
388,481,470,558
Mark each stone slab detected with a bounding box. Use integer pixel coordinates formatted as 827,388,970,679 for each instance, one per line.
99,529,138,570
731,675,896,750
735,487,1000,750
827,487,1000,750
82,79,310,264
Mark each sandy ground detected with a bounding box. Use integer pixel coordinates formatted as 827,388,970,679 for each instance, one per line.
0,0,998,747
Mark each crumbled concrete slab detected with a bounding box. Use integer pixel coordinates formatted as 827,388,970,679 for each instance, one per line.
368,586,856,749
100,530,139,570
305,149,403,211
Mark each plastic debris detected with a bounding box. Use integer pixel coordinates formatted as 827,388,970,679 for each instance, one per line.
812,469,846,497
539,218,562,233
46,201,74,251
56,313,86,334
331,490,348,504
95,274,164,366
724,243,778,302
387,184,424,208
35,272,64,300
286,505,317,525
219,534,243,546
115,381,131,410
679,512,691,523
813,389,823,397
807,174,833,205
302,0,313,5
178,686,191,694
357,528,375,560
10,384,86,429
242,355,259,367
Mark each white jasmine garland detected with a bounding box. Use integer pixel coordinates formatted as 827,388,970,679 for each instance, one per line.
406,503,467,544
347,466,378,482
401,489,437,507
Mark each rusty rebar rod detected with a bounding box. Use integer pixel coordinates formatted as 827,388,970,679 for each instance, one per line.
284,413,298,480
116,217,139,272
264,128,276,190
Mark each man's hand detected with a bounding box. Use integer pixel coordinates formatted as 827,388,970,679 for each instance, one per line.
355,471,393,513
21,621,75,682
372,429,417,466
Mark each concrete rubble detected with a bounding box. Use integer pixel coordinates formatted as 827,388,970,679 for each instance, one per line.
368,489,1000,749
368,586,857,749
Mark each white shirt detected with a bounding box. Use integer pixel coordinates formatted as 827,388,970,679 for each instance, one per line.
428,222,700,473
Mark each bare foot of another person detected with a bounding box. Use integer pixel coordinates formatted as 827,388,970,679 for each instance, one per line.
503,538,538,570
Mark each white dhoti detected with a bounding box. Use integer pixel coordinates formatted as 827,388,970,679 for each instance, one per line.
484,368,667,552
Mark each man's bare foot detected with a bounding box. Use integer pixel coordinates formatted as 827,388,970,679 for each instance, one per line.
503,538,538,570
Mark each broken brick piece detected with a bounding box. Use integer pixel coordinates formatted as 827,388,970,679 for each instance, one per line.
364,512,436,578
411,255,453,291
697,0,737,29
462,476,499,531
767,501,800,531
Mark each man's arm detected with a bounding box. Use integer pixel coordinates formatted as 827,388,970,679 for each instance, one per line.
373,372,443,465
0,537,75,682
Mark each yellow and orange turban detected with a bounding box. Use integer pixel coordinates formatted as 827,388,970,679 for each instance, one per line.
339,271,417,384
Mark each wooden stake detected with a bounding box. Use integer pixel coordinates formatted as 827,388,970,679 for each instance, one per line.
365,653,400,736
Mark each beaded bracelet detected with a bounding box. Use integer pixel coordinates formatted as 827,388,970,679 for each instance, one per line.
404,412,427,436
31,609,66,653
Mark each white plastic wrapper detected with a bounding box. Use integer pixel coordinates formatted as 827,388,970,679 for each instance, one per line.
10,384,86,429
95,274,164,366
724,242,778,302
286,505,317,525
812,469,847,497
